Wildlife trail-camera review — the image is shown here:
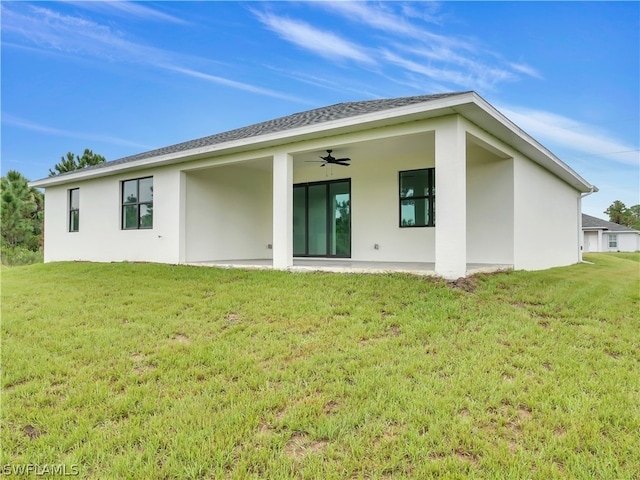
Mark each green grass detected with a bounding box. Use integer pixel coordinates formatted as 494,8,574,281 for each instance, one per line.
2,253,639,479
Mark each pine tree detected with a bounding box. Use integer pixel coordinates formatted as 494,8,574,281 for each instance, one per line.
49,148,106,176
1,170,43,250
604,200,640,229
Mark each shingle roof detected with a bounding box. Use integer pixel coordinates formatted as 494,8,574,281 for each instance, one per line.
582,214,640,232
58,92,471,177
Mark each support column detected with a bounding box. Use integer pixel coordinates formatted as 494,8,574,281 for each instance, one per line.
597,230,603,252
435,116,467,279
272,152,293,270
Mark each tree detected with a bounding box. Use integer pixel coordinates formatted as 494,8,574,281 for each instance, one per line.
629,205,640,230
604,200,640,229
1,170,44,251
49,148,105,176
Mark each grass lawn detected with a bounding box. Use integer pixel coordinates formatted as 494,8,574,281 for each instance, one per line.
2,253,639,479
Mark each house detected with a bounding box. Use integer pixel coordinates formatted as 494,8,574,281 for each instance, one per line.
30,91,597,279
582,214,640,252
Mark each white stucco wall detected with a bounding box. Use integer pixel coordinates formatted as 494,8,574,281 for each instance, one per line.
513,155,581,270
609,232,640,252
293,133,436,262
184,164,273,262
43,167,181,263
466,148,514,265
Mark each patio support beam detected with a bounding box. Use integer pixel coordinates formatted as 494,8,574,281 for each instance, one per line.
435,116,467,279
272,151,293,269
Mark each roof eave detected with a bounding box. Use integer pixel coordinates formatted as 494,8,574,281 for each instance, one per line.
29,91,596,193
29,92,476,188
458,93,596,193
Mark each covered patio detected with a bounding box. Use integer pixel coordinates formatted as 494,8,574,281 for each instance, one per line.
181,115,515,280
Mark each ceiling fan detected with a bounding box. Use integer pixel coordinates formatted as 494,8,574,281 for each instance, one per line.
307,149,351,167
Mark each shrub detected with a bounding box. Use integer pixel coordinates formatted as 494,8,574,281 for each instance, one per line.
1,246,43,266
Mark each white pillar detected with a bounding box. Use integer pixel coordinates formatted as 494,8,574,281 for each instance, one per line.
272,152,293,269
597,229,603,252
435,116,467,279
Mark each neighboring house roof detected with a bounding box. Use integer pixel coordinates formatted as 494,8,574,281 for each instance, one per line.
30,91,596,193
582,214,640,233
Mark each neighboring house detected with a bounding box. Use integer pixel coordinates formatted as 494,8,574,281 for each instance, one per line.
31,91,597,279
582,214,640,252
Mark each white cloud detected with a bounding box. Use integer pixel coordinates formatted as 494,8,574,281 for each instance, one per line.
1,4,296,101
499,106,640,166
2,5,173,63
63,1,190,25
2,114,153,150
508,62,544,80
308,2,541,89
381,50,471,87
254,11,375,65
382,50,516,92
400,2,445,25
158,65,305,103
318,2,474,52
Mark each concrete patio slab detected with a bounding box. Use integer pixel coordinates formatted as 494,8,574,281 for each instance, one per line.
186,258,512,277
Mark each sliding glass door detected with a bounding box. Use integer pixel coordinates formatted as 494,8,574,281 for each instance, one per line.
293,179,351,258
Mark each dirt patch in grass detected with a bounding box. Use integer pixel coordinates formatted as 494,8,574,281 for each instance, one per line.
458,407,470,418
455,449,480,465
283,432,328,459
323,400,340,415
388,324,401,336
373,423,405,447
517,406,533,421
24,424,43,440
173,333,190,344
447,276,478,292
554,426,567,437
131,353,155,374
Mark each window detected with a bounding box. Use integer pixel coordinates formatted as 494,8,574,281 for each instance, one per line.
69,188,79,232
122,177,153,229
608,234,618,249
399,168,435,227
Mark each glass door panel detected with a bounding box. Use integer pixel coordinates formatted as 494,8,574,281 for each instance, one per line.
308,184,327,256
293,186,306,256
330,181,350,257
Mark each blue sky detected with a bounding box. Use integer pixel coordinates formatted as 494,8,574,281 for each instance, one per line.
2,1,638,217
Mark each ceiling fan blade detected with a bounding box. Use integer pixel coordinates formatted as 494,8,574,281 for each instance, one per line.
336,157,351,162
334,161,350,166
